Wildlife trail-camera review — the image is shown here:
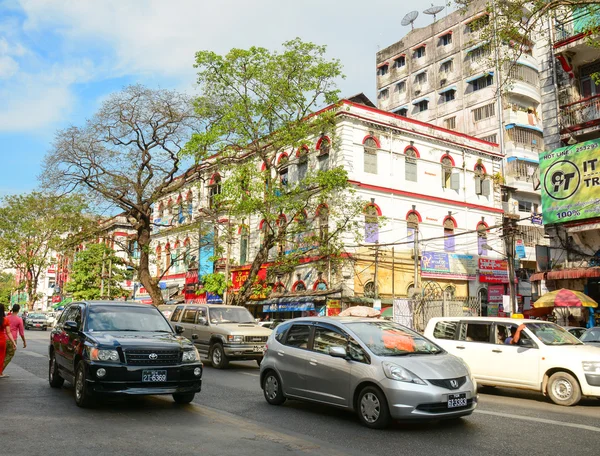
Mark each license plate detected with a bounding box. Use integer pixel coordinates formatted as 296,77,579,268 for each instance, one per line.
447,393,467,408
252,346,264,353
35,324,41,327
142,370,167,382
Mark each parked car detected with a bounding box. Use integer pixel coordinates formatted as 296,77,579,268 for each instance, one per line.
45,312,57,328
580,327,600,347
169,304,272,368
424,317,600,406
564,326,587,339
48,301,203,407
258,319,286,330
158,304,179,320
260,317,477,428
25,313,49,331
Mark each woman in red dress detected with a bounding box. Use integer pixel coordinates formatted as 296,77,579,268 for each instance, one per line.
0,306,17,378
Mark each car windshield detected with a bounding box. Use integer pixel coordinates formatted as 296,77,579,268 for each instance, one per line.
86,305,173,333
525,322,582,345
581,328,600,342
209,307,255,324
30,314,45,318
346,321,443,356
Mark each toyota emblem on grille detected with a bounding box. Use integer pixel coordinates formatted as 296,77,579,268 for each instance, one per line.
149,353,158,360
450,379,459,388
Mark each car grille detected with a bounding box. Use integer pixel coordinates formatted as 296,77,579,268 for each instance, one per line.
244,336,268,343
124,349,181,366
416,398,474,413
427,376,467,390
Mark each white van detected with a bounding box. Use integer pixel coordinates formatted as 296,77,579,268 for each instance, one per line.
424,317,600,406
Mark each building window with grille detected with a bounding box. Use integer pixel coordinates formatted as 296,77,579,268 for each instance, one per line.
518,200,532,213
441,90,456,103
468,45,491,63
278,155,289,187
395,108,408,117
506,126,544,151
405,147,418,181
363,137,378,174
414,46,426,59
378,88,389,100
440,33,452,46
474,164,485,194
416,100,429,112
297,146,308,182
396,80,406,93
473,103,496,122
415,72,427,84
444,218,456,252
441,155,453,188
480,133,497,143
441,60,453,74
239,226,249,265
394,56,406,68
472,74,494,91
317,137,330,171
377,64,388,76
208,174,222,208
364,204,380,243
444,116,457,129
364,281,376,298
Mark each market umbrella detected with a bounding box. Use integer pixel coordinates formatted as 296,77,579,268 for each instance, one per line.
533,289,598,308
381,307,393,318
338,306,381,317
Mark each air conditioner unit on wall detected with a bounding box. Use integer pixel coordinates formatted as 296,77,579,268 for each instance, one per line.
415,90,421,96
440,79,447,87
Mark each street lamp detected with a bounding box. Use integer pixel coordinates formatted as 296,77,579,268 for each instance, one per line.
482,243,517,315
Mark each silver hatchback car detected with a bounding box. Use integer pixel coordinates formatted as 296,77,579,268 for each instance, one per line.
260,317,477,428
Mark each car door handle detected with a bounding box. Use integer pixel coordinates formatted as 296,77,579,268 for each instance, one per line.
492,349,502,353
309,358,318,366
456,345,466,349
277,350,285,357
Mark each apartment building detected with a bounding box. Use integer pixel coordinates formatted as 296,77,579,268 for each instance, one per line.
375,1,548,282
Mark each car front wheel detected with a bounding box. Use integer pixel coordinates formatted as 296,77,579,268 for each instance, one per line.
48,352,64,388
262,371,286,405
173,393,195,404
547,371,581,406
357,386,391,429
210,343,229,369
74,362,95,408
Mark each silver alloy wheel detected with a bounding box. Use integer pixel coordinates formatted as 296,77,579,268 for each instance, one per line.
552,377,573,400
75,369,83,401
265,375,278,400
361,392,381,424
212,346,222,365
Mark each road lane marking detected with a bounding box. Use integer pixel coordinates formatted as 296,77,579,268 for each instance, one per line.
19,351,47,358
239,372,259,377
475,409,600,433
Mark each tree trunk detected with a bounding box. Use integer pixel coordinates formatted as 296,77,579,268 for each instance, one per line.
231,233,274,306
137,225,165,307
27,275,37,311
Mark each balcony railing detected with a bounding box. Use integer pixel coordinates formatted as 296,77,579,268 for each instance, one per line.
560,94,600,131
554,9,597,45
520,225,548,247
506,160,538,181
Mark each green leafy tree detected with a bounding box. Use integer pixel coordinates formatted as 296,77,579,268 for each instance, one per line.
65,243,127,300
42,85,201,306
185,39,364,305
0,272,15,309
0,193,89,310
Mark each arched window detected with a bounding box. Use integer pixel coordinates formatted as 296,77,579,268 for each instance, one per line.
405,146,419,182
441,155,454,188
165,243,172,272
177,203,184,225
295,210,309,252
167,199,173,217
208,174,222,208
297,146,309,182
314,280,328,291
406,210,420,243
278,154,289,187
364,204,381,243
364,281,376,298
474,163,486,195
273,282,286,294
292,281,307,292
477,222,488,256
407,284,416,297
239,226,249,265
363,137,378,174
156,245,162,277
317,136,330,171
186,191,194,220
443,216,456,252
173,240,181,272
444,285,456,300
157,203,165,219
317,204,329,243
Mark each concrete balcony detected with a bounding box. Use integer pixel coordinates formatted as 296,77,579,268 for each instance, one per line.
559,94,600,136
508,80,541,105
504,159,539,195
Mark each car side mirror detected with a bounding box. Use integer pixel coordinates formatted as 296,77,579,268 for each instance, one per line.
63,321,79,332
519,338,535,348
198,317,208,326
192,334,199,340
329,346,348,359
175,324,185,335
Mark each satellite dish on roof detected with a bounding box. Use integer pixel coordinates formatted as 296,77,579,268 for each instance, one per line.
401,10,419,30
423,5,444,22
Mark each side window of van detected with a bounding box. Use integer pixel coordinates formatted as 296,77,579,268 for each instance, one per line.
459,322,491,343
170,306,184,322
433,321,458,340
181,307,198,324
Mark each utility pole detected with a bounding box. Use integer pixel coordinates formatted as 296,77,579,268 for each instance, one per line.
100,245,107,299
223,219,232,305
373,242,379,300
413,229,419,296
391,247,395,300
503,216,519,314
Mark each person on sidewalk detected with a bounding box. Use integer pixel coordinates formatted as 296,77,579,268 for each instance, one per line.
0,306,18,378
4,304,26,371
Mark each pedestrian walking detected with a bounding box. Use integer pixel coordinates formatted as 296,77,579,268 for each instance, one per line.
0,305,18,378
4,304,26,371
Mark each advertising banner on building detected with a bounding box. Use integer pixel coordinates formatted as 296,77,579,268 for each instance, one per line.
479,258,509,283
326,299,341,316
515,239,526,259
540,138,600,224
421,251,477,280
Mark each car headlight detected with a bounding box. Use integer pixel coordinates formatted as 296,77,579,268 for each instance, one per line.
182,347,200,362
382,362,426,385
89,348,120,362
582,361,600,374
227,335,244,344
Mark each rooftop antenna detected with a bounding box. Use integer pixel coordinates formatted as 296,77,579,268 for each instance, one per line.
423,5,444,22
401,11,419,30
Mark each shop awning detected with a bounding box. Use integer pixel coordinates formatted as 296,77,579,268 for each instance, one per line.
530,268,600,281
413,69,427,77
412,96,430,105
505,123,543,133
376,61,389,68
439,85,457,94
464,40,489,54
466,71,493,83
439,56,454,65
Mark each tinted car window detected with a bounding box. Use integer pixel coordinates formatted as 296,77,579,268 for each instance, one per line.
433,321,458,340
284,325,310,349
274,322,291,342
87,305,173,332
347,338,368,363
196,308,207,323
71,306,83,330
170,306,184,322
459,322,491,343
181,308,198,324
581,328,600,342
313,326,347,354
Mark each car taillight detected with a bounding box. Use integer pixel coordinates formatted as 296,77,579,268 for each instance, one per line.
264,344,268,351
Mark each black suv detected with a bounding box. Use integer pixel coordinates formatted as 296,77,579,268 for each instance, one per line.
48,301,203,407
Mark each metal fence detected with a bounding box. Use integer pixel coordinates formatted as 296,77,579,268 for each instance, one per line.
393,296,481,333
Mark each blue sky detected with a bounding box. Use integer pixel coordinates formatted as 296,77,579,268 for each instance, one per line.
0,0,455,197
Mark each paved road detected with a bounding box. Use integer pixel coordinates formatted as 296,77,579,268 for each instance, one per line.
2,330,599,456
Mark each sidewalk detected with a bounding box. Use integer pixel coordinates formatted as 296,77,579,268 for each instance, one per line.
0,362,349,456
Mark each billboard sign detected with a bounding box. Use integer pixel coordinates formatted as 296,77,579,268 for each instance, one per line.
420,251,477,280
540,139,600,224
479,258,509,283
